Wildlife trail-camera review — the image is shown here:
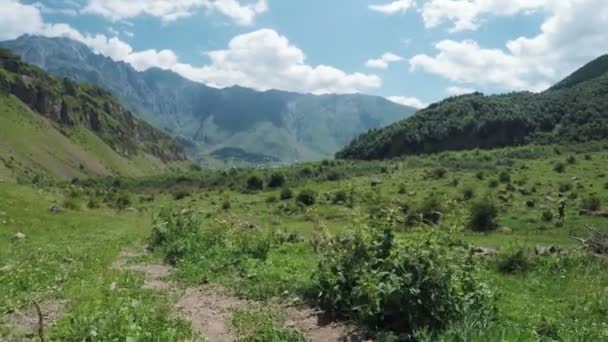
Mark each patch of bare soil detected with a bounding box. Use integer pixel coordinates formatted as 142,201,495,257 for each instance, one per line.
175,285,250,342
114,247,365,342
283,305,367,342
1,300,67,340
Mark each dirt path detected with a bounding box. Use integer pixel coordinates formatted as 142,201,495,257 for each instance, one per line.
114,246,364,342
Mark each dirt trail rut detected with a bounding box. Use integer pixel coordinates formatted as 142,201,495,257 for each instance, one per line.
115,247,364,342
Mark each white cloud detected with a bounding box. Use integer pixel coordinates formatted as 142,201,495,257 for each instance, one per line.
420,0,550,32
365,52,403,69
0,0,45,40
411,0,608,92
387,96,428,109
0,2,379,95
446,86,475,96
369,0,414,15
82,0,268,25
173,29,382,94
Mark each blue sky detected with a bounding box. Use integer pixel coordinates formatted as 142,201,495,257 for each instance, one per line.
3,0,608,108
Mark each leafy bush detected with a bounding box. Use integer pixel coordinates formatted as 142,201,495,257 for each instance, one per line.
114,193,132,210
581,195,602,211
266,195,278,204
148,209,202,265
246,175,264,191
398,183,407,194
314,227,495,336
326,170,343,181
553,162,566,173
149,209,277,280
468,199,499,232
87,196,101,209
296,189,316,206
173,190,190,200
267,173,286,188
280,188,294,201
497,245,532,273
222,200,231,210
431,167,447,179
63,197,81,211
461,186,475,200
541,210,554,222
488,179,499,188
332,190,348,204
499,171,511,183
566,155,577,164
419,195,444,225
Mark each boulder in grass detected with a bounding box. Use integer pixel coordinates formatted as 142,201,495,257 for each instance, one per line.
49,204,65,213
14,232,26,240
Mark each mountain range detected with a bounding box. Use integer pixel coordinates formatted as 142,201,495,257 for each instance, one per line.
1,35,416,165
337,54,608,160
0,48,187,181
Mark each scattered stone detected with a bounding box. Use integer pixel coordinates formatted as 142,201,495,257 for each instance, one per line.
124,207,138,213
408,191,417,196
579,209,608,218
535,245,562,256
471,246,499,256
13,232,26,240
370,178,382,187
498,227,513,234
48,204,65,213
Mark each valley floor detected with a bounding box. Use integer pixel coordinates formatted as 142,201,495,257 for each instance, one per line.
1,143,608,341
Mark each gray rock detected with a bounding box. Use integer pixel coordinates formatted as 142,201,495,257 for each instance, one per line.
535,245,562,256
49,204,65,213
14,232,26,240
370,178,382,187
472,246,498,256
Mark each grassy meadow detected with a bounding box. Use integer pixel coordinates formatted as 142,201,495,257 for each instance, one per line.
1,142,608,340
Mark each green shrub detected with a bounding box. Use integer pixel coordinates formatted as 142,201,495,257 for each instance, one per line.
267,173,286,188
488,179,499,188
468,199,499,232
173,190,190,200
558,182,573,193
431,167,447,179
499,171,511,183
461,186,475,200
541,210,554,222
266,195,278,204
497,245,532,273
149,209,275,276
115,193,132,210
566,155,577,165
397,183,407,194
332,190,348,204
581,195,601,211
553,162,566,173
63,197,81,211
246,175,264,191
314,228,495,336
149,209,201,265
419,195,444,225
296,189,316,206
280,188,294,201
87,196,101,209
326,170,343,181
222,200,231,210
475,171,485,180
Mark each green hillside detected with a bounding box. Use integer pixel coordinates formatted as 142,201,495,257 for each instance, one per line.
1,36,416,165
0,49,188,181
337,55,608,160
